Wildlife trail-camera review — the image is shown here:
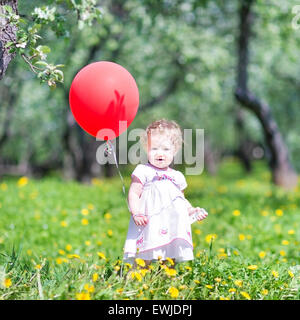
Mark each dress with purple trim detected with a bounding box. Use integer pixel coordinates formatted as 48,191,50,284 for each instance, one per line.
123,163,194,263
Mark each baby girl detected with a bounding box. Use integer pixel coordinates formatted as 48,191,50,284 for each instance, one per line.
123,119,208,266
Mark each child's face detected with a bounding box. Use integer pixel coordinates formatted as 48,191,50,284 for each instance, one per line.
147,133,175,169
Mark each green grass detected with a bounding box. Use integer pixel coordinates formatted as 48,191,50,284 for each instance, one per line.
0,159,300,300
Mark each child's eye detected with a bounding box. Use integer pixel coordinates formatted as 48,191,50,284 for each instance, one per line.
152,147,158,150
164,148,170,151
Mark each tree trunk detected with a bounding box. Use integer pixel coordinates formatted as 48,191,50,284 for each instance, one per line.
235,108,252,172
235,0,298,189
0,0,18,80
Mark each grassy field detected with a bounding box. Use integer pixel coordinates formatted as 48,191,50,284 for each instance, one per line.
0,159,300,300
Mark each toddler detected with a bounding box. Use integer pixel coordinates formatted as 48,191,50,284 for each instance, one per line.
123,119,208,266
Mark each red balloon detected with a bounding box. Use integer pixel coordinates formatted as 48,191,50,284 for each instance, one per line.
69,61,139,139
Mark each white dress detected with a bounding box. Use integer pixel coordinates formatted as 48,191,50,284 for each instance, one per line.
123,163,194,263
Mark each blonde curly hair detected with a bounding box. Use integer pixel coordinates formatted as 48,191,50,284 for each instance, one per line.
141,119,183,154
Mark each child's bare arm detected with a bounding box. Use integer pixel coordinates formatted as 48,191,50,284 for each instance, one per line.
128,176,148,226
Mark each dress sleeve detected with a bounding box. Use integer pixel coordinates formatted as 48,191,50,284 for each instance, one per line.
177,171,187,190
131,164,147,185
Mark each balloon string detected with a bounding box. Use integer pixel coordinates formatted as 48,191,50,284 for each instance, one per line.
106,140,130,212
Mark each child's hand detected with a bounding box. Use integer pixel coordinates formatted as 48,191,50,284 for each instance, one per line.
188,207,208,221
132,214,148,226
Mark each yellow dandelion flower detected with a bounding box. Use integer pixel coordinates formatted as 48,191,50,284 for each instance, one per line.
165,267,177,277
142,284,149,290
60,220,68,227
140,269,148,277
261,289,268,295
97,252,106,260
131,271,142,282
97,241,102,246
168,287,179,298
35,264,42,270
218,252,227,259
3,278,12,288
247,265,258,270
233,210,240,216
234,280,243,287
229,288,236,293
91,178,102,186
185,266,192,271
81,218,89,225
220,296,230,300
288,270,294,278
104,212,112,220
85,240,91,246
261,210,269,216
84,284,95,293
195,229,202,235
17,176,28,187
81,208,89,216
272,270,279,278
259,251,266,259
279,250,286,256
0,183,8,191
87,204,94,210
240,291,251,300
116,288,123,294
125,263,132,269
233,250,239,256
214,277,221,283
288,229,295,235
68,254,80,259
114,265,120,271
135,258,146,267
275,209,283,216
282,240,289,245
65,244,72,251
238,234,245,241
107,229,113,237
194,280,200,284
205,285,213,289
166,257,175,265
76,292,91,300
56,257,63,265
205,234,217,243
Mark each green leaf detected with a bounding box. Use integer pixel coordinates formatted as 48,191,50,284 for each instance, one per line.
4,41,14,48
54,70,64,82
4,5,13,14
39,46,51,54
35,61,48,67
